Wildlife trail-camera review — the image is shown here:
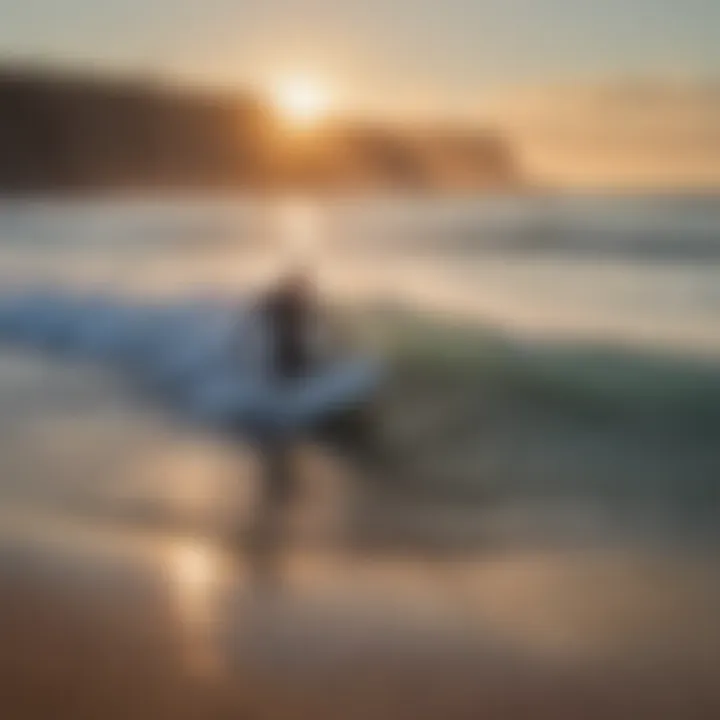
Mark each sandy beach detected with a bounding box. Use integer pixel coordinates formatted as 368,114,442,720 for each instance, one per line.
0,501,719,720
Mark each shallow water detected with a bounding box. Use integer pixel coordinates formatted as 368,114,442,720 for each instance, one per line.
0,194,718,549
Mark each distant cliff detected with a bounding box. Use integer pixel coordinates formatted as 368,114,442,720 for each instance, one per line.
0,68,522,193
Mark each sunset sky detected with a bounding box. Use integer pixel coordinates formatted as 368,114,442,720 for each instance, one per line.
2,0,718,117
2,0,719,185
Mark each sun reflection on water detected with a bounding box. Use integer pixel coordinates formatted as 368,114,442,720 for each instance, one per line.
276,199,325,264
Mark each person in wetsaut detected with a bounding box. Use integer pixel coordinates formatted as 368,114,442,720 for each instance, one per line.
258,268,380,454
248,270,380,573
260,269,316,383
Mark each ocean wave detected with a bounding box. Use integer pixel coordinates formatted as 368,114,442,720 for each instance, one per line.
1,289,718,433
0,290,718,543
361,304,719,542
382,225,720,265
379,305,720,425
0,289,381,438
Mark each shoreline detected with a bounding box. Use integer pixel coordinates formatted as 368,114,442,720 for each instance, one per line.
0,508,719,719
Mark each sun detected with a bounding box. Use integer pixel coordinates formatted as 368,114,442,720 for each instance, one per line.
271,77,330,127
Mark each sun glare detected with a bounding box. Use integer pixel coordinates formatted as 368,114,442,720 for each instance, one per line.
272,77,330,127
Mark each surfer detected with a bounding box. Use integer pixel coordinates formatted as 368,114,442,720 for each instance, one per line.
248,269,385,574
258,267,381,457
257,268,380,463
245,270,313,574
260,269,317,383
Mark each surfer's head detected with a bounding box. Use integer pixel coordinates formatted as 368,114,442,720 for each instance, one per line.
276,267,315,308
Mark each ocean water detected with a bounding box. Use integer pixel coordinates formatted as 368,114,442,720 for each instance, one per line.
0,193,718,551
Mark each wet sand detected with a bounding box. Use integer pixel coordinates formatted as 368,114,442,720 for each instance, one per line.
0,352,719,719
0,509,719,720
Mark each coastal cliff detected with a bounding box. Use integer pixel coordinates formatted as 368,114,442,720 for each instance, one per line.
0,67,522,193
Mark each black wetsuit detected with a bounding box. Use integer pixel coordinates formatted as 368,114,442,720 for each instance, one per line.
259,277,377,464
255,279,314,508
261,280,313,381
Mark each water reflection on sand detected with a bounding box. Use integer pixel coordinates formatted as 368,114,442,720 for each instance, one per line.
1,505,718,719
0,293,719,717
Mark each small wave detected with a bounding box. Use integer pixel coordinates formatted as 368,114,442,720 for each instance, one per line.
0,289,272,434
364,304,720,542
379,304,720,425
2,289,718,429
0,288,383,440
0,291,718,543
396,225,720,265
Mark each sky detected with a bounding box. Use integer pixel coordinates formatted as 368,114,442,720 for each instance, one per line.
1,0,719,118
2,0,719,185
